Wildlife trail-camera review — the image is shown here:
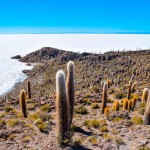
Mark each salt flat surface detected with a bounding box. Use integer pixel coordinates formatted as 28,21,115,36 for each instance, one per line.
0,34,150,95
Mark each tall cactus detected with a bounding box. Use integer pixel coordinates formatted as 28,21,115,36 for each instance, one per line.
56,70,68,143
20,90,27,118
66,61,75,127
101,82,108,114
144,92,150,125
142,88,149,102
127,81,132,99
27,80,31,99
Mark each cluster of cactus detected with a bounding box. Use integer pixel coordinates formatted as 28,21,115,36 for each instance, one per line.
101,82,108,114
144,91,150,125
122,98,137,112
56,61,75,143
15,52,150,142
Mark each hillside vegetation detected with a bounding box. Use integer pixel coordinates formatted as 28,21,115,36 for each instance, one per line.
0,47,150,150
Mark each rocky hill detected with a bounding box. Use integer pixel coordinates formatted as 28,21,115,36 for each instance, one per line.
0,47,150,150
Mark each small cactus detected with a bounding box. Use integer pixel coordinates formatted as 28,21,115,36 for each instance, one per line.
114,101,119,111
101,82,108,114
131,97,137,110
128,100,132,112
66,61,75,127
144,92,150,125
107,79,111,88
127,81,132,99
104,107,110,118
123,99,128,110
27,80,31,99
20,90,27,118
142,88,149,103
56,70,69,143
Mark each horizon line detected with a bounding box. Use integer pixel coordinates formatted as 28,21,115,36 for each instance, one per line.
0,32,150,34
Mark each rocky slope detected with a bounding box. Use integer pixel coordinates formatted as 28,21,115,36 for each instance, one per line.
0,47,150,150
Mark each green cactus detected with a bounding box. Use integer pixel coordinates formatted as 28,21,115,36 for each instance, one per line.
20,90,27,118
144,92,150,125
101,82,108,114
142,88,149,103
27,80,31,99
56,70,68,143
66,61,75,127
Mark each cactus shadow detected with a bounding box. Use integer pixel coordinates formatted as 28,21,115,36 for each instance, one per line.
75,127,92,136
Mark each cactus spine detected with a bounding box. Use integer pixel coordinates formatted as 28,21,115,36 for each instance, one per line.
144,92,150,125
20,90,27,118
142,88,149,103
127,81,132,99
66,61,75,127
123,99,128,110
56,70,68,143
114,101,119,111
27,80,31,99
101,82,108,114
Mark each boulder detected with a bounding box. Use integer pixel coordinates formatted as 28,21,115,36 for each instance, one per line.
11,55,21,59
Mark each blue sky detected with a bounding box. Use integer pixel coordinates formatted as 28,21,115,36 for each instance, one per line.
0,0,150,33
